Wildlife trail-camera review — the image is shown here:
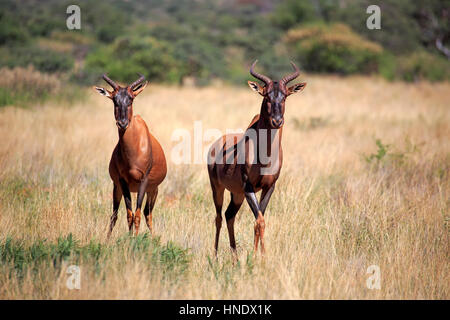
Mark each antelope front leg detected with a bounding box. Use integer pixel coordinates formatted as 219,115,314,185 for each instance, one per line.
135,177,149,236
244,183,266,255
119,178,134,234
107,184,122,240
260,184,275,214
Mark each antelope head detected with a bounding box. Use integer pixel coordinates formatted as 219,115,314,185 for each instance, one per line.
94,74,148,131
248,60,306,129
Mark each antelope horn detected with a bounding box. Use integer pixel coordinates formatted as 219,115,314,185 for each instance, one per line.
280,61,300,86
102,74,118,90
129,73,146,90
249,60,271,85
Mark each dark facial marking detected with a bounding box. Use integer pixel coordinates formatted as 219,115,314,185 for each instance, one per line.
113,88,133,109
264,82,286,128
267,82,286,121
267,82,285,104
113,88,133,129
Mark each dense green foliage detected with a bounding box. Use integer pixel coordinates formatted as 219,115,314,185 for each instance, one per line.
83,36,182,85
0,46,74,73
0,0,448,87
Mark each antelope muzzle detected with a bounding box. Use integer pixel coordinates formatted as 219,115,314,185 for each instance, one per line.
271,116,284,129
116,119,129,130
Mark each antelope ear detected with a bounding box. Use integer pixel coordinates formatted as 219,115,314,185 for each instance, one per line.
248,81,264,96
94,86,112,98
287,82,307,96
132,81,148,97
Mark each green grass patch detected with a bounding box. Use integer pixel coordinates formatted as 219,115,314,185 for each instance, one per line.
0,233,191,280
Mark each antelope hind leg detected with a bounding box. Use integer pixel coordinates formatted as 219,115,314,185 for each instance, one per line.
134,177,149,236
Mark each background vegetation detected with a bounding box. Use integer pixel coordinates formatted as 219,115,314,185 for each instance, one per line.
0,0,449,105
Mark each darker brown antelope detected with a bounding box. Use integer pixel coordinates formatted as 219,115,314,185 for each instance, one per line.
207,60,306,256
94,74,167,238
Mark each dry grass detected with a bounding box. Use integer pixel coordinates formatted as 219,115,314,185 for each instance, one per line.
0,75,448,299
0,66,59,90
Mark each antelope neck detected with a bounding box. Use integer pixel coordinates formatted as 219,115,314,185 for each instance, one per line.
256,102,283,157
117,117,137,155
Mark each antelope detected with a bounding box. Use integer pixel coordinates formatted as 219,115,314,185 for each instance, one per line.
94,74,167,238
207,60,306,256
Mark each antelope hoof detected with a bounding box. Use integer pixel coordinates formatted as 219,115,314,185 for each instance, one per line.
231,248,239,264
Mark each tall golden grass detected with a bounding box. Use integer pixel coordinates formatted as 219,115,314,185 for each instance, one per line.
0,66,60,98
0,76,448,299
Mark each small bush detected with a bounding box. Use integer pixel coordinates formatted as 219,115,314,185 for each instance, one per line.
284,23,383,75
396,51,450,82
364,139,406,167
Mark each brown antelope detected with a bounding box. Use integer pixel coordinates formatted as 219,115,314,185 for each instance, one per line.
207,60,306,255
94,74,167,238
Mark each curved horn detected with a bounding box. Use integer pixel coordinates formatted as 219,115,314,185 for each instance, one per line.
249,60,271,85
280,61,300,86
129,74,146,90
102,74,118,90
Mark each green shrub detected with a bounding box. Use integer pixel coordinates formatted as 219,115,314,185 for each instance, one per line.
85,37,182,84
364,139,406,167
0,46,74,73
284,23,383,75
173,37,227,84
0,12,29,44
396,51,450,82
378,52,397,81
271,0,318,30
